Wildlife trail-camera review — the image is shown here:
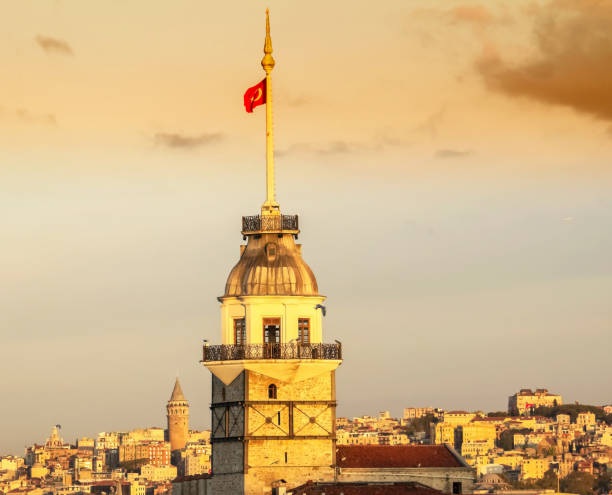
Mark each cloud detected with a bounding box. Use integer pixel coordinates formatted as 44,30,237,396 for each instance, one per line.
435,149,473,159
277,131,411,157
154,132,223,149
317,141,353,155
410,4,507,29
476,0,612,122
449,5,494,25
35,35,73,56
413,107,446,139
277,140,358,157
0,106,57,126
16,108,57,125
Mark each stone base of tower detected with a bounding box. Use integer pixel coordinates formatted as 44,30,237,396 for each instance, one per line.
206,363,339,495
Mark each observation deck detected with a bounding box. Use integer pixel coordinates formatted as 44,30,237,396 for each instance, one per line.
241,214,299,235
202,342,342,362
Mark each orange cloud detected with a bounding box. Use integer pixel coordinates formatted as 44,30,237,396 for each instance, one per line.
35,35,74,56
477,0,612,121
449,5,494,25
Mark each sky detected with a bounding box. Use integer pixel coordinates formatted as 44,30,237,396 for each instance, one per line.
1,0,612,455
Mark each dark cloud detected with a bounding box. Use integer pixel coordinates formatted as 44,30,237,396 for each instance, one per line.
477,0,612,122
154,132,223,150
435,149,473,159
35,35,73,56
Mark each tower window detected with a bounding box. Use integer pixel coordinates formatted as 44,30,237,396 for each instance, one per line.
234,318,246,345
224,409,229,438
268,384,277,399
277,411,281,425
298,318,310,344
263,318,281,358
284,451,288,464
221,388,226,401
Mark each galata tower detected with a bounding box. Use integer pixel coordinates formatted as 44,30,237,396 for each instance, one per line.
166,378,189,452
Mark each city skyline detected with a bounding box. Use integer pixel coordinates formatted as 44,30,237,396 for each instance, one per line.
2,0,612,457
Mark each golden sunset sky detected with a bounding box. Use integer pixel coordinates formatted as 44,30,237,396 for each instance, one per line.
1,0,611,453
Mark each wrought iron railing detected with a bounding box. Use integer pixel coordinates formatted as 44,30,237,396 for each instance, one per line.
202,342,342,362
241,214,299,233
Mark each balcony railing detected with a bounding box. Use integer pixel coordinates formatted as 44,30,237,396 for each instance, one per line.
202,342,342,362
242,214,299,233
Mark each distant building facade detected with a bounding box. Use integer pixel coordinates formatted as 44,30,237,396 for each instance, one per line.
508,389,562,415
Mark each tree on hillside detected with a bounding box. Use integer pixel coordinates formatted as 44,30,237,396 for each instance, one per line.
594,472,611,495
118,458,149,472
487,411,509,417
537,469,559,490
561,471,595,495
498,429,514,450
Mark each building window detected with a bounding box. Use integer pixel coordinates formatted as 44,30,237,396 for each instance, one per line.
268,384,277,399
234,318,246,345
277,411,281,425
298,318,310,344
453,482,462,494
263,318,281,358
221,388,226,401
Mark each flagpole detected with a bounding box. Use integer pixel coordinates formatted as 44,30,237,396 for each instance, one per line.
261,9,279,216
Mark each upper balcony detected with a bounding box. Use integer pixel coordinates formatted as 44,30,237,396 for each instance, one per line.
241,214,299,235
202,342,342,362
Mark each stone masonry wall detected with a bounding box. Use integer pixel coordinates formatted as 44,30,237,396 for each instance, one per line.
337,467,476,494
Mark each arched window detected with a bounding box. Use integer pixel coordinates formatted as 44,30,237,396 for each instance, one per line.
268,384,277,399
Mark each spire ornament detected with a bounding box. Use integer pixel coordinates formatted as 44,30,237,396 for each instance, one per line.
261,8,279,215
261,9,275,74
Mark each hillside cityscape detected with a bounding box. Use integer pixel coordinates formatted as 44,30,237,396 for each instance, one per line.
4,1,612,494
2,386,611,495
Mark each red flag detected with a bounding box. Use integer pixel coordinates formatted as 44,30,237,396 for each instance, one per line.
244,79,266,113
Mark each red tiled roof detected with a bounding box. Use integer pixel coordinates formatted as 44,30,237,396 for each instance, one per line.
289,481,445,495
172,474,212,483
336,445,464,469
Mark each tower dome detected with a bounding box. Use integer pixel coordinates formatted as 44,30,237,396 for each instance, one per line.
224,231,318,297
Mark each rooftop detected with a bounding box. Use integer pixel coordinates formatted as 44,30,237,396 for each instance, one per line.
288,481,445,495
336,445,467,469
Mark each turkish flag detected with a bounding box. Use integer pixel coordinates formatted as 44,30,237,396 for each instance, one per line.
244,79,266,113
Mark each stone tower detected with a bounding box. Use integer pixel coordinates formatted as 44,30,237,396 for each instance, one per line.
202,12,342,494
167,378,189,452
